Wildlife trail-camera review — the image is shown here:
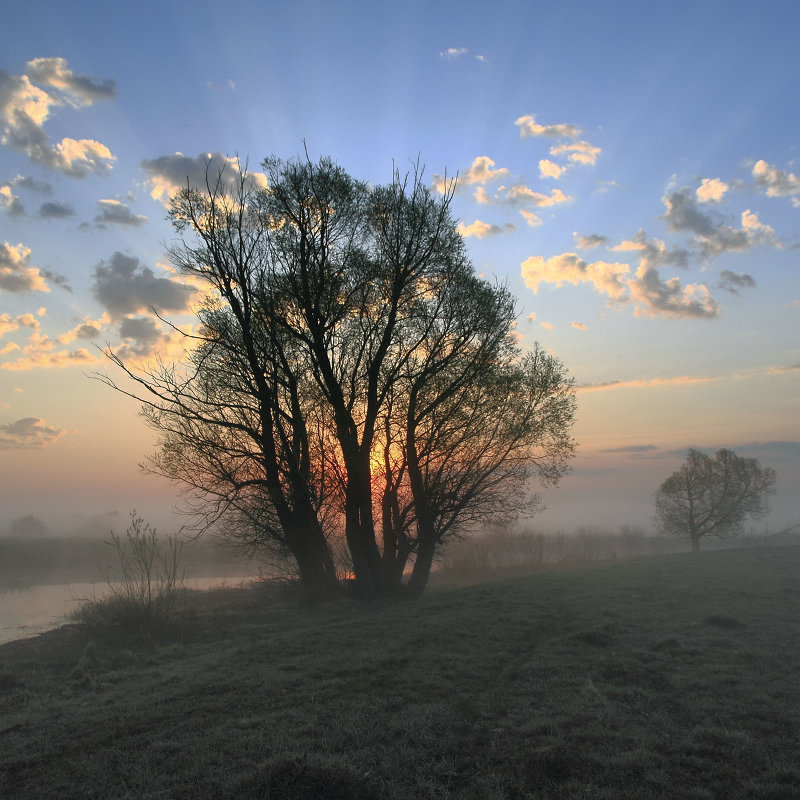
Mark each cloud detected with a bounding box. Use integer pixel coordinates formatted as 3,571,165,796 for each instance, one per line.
434,156,509,194
0,329,99,370
92,252,195,317
9,175,52,194
38,200,75,219
696,177,729,203
628,266,720,319
57,313,109,344
549,141,601,166
207,78,236,91
520,210,542,227
539,159,566,180
521,249,720,319
601,444,659,454
515,114,581,139
0,60,116,176
578,375,714,393
140,151,268,204
521,252,630,300
0,416,65,449
574,233,609,249
0,183,25,216
93,199,148,227
661,189,777,258
718,269,756,294
478,183,570,210
24,57,116,105
0,311,41,336
571,321,587,330
457,219,516,238
39,267,72,292
439,47,468,60
611,229,690,269
0,242,49,293
112,315,192,362
752,159,800,204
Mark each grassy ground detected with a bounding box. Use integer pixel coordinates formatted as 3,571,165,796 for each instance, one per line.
1,546,799,799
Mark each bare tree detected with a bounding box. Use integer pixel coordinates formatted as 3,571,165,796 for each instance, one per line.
100,153,577,598
655,448,777,552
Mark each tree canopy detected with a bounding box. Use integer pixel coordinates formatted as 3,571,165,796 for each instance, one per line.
655,448,776,552
101,154,577,597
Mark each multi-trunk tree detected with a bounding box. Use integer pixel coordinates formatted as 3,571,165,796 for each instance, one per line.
101,154,576,598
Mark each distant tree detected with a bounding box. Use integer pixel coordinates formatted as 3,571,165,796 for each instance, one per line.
100,153,577,598
10,514,48,538
655,448,776,552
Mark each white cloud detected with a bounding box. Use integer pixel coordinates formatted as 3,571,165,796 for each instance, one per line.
696,177,729,203
752,159,800,204
0,311,41,337
520,210,542,227
0,59,116,176
0,183,24,216
515,114,581,139
479,183,570,209
439,47,468,60
521,252,630,300
435,156,509,195
539,159,566,180
572,321,587,330
0,242,49,293
549,141,601,166
457,219,516,238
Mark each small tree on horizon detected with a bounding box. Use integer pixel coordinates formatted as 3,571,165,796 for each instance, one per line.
655,448,776,552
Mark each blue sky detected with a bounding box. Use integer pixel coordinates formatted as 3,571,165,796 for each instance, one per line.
1,0,798,535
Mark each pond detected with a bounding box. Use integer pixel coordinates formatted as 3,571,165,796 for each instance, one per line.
0,576,254,646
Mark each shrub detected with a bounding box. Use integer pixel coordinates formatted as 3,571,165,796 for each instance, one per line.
74,511,185,636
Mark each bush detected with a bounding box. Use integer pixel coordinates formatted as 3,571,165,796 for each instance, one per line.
74,511,185,636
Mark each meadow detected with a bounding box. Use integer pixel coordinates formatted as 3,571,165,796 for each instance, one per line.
1,543,799,798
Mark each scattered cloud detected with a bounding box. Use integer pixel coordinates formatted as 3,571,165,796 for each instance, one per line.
140,151,268,204
611,229,690,269
718,269,756,294
549,141,601,166
0,416,65,449
696,177,729,203
435,156,509,195
9,174,53,194
662,189,778,258
571,321,587,330
521,252,630,300
439,47,468,60
0,329,99,370
93,198,148,227
0,311,41,336
521,249,720,319
92,252,195,317
0,59,116,176
769,363,800,374
520,210,542,227
515,114,581,139
0,183,25,216
0,242,49,293
457,219,516,238
752,159,800,205
57,313,109,344
539,159,566,180
540,321,554,330
574,233,609,249
38,200,75,219
206,78,236,91
601,444,660,454
478,183,570,210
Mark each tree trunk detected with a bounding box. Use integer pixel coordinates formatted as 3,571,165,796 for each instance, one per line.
691,534,701,553
406,535,436,596
285,516,341,600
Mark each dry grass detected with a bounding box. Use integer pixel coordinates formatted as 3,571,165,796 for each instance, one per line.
1,546,799,798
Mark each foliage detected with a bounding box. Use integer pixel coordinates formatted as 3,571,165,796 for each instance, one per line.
655,448,776,552
73,511,185,635
99,154,576,598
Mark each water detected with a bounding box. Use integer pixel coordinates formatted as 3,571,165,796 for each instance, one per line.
0,576,254,645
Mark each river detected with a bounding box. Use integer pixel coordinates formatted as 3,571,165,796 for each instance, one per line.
0,576,254,645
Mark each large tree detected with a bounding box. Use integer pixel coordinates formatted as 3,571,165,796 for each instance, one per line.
655,448,776,552
102,154,576,597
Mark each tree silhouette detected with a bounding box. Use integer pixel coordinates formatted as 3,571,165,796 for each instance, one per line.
655,448,776,552
100,154,576,597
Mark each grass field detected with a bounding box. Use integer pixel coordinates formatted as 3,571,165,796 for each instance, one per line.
1,545,799,798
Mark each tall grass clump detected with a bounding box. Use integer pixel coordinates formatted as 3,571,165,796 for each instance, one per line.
74,511,185,636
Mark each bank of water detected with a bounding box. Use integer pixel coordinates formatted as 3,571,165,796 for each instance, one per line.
0,576,254,645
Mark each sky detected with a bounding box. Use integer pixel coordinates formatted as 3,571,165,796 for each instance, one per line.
1,0,798,538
